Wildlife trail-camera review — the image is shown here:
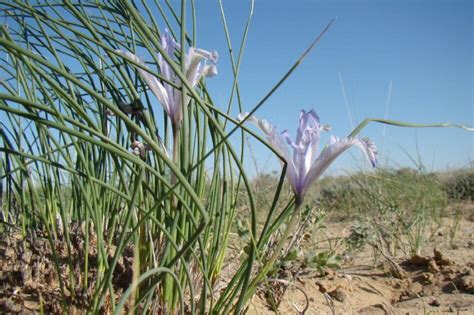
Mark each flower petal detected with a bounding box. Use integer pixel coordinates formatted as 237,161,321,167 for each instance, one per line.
162,29,179,57
116,50,172,116
186,47,219,88
156,30,180,111
202,64,218,77
186,48,206,88
237,112,273,135
271,132,299,194
294,110,321,149
158,29,178,82
193,48,219,63
282,130,306,194
355,138,378,167
283,110,323,193
238,112,299,192
303,135,377,196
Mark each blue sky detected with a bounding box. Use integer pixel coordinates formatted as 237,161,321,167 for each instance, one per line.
191,0,473,175
2,1,471,177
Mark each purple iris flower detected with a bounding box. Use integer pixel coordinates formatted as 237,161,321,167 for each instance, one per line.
117,29,218,129
239,109,377,200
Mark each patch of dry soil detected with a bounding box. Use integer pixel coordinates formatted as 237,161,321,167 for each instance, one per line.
1,215,473,314
0,227,134,314
249,216,474,314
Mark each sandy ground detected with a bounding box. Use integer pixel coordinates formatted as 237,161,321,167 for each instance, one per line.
1,210,473,314
248,216,474,314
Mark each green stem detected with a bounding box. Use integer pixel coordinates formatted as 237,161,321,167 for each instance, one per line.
243,196,304,303
164,125,180,311
171,125,180,208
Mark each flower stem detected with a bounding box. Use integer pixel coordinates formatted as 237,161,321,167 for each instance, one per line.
243,196,304,302
171,125,180,209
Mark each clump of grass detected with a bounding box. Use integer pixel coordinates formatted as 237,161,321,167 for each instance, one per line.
0,2,255,312
315,168,449,256
442,169,474,201
346,221,376,251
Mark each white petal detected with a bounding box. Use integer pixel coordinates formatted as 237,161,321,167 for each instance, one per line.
269,132,299,193
157,30,179,101
282,130,305,193
186,47,219,88
117,50,172,116
354,138,378,167
186,47,205,88
193,48,219,63
158,29,178,75
238,112,299,192
237,112,250,122
302,136,360,196
237,112,273,136
161,29,179,57
202,64,218,77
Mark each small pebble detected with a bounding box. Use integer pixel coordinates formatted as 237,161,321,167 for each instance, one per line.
429,299,441,307
329,288,347,303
